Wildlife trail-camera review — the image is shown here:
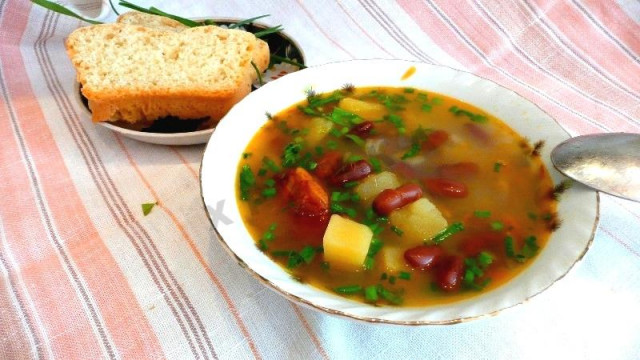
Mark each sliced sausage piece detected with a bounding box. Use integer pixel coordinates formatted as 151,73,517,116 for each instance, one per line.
282,167,329,217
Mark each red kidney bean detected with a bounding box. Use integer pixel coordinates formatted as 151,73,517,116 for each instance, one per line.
423,178,468,198
422,130,449,151
436,256,465,292
372,183,423,215
464,123,491,145
329,160,372,186
460,231,503,256
404,245,445,270
437,162,479,179
349,121,374,137
314,151,343,179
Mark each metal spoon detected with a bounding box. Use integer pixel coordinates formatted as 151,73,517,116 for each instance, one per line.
551,133,640,202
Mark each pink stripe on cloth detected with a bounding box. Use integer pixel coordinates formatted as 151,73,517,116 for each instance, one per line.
395,0,605,135
0,1,164,358
581,0,640,59
436,0,639,131
400,0,630,133
531,0,640,95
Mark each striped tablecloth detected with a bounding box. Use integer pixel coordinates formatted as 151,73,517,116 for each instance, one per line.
1,1,639,359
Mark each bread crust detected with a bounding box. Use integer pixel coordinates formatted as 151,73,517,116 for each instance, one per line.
66,16,270,124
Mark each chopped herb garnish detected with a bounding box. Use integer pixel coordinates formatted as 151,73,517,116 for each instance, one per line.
345,155,363,163
431,98,443,105
262,187,277,198
330,203,357,218
369,158,382,173
345,134,365,147
258,223,277,250
474,210,491,218
431,222,464,244
364,285,379,302
378,285,403,305
315,146,324,156
388,275,396,284
449,105,488,123
364,256,374,270
401,142,421,160
386,114,406,134
262,157,281,173
367,237,383,257
494,162,503,173
327,140,338,150
504,236,517,258
421,103,433,112
521,236,539,258
281,142,302,167
391,225,404,236
239,165,256,201
273,246,321,268
490,221,504,231
380,272,388,280
242,152,252,159
334,285,363,294
404,88,415,93
141,202,157,216
343,181,359,188
399,271,411,280
527,212,538,220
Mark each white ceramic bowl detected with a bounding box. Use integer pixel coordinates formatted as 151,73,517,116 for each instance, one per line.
200,59,599,324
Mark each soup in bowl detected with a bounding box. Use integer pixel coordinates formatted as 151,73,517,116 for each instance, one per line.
200,60,598,324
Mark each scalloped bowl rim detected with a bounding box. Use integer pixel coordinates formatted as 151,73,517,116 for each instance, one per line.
200,59,599,324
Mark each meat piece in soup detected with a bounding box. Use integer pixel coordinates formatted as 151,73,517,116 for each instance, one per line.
237,86,562,307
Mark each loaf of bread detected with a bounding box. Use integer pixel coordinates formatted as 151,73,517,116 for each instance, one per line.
116,12,270,85
65,14,270,125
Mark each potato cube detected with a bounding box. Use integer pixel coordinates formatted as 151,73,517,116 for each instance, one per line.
354,171,401,204
338,97,387,120
389,198,448,245
323,215,373,270
306,117,333,146
380,246,408,272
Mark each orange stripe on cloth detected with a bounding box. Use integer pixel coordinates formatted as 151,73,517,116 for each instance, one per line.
115,135,261,360
0,1,164,358
291,305,329,360
396,0,631,135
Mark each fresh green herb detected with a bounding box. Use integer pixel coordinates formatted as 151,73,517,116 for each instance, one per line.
119,1,200,27
490,221,504,231
262,157,281,173
378,285,403,305
431,222,464,244
368,223,384,236
265,179,276,187
404,87,415,93
386,114,406,134
504,236,516,258
330,107,361,127
262,187,277,198
388,276,396,284
250,61,264,86
363,256,374,270
141,202,157,216
551,180,572,200
391,226,404,236
228,14,270,28
257,168,267,177
258,223,277,250
494,162,503,173
270,54,307,69
239,165,256,201
32,0,104,24
400,142,420,160
431,98,443,105
399,271,411,280
253,24,284,38
242,152,252,159
367,238,383,257
334,285,363,294
327,140,338,150
449,105,488,123
380,272,388,280
343,181,359,188
474,210,491,218
477,251,494,267
463,252,494,290
321,261,330,270
521,236,540,258
345,155,363,163
528,212,538,220
370,158,382,173
364,285,379,302
330,203,357,218
273,246,320,269
345,134,365,147
421,103,433,112
281,142,302,167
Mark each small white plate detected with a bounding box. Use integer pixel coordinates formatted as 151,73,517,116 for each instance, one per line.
73,18,305,146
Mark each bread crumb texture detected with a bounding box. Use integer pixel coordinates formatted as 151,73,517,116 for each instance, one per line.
66,22,269,123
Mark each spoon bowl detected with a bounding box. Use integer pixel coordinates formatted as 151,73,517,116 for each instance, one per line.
551,133,640,202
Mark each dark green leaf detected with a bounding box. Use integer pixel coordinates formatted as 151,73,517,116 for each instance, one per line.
141,202,156,216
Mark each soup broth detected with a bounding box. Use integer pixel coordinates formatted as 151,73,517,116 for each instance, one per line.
237,86,559,307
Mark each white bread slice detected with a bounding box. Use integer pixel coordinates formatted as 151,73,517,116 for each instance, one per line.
66,23,267,124
116,12,270,82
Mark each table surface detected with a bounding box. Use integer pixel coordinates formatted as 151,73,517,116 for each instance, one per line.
1,1,639,359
